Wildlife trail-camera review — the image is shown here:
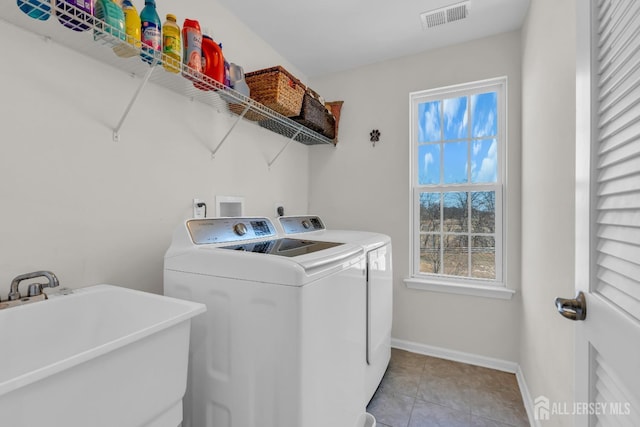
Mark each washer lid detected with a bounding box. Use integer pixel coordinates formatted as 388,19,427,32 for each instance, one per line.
165,241,363,286
220,238,343,258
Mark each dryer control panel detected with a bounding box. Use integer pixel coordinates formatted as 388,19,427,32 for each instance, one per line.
187,217,277,244
279,215,325,234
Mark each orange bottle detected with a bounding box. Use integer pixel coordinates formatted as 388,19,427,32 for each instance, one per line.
199,34,225,90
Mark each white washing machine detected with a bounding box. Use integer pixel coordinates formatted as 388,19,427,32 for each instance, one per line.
277,215,393,404
164,217,368,427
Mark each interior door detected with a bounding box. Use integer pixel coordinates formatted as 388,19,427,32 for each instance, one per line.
571,0,640,425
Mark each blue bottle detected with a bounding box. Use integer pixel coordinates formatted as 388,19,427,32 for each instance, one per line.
17,0,50,20
140,0,162,65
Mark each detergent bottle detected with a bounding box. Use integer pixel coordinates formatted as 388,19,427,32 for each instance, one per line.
17,0,51,20
112,0,141,58
230,63,250,97
162,14,181,73
182,19,202,81
140,0,161,65
93,0,125,42
197,32,225,90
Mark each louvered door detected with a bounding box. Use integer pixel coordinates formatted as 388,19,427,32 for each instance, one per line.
574,0,640,425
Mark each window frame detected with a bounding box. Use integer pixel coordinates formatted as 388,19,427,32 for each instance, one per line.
408,77,509,292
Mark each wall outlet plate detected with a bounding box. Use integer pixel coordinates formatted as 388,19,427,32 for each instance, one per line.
193,198,206,219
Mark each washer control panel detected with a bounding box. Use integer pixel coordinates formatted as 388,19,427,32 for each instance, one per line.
187,217,277,244
278,215,325,235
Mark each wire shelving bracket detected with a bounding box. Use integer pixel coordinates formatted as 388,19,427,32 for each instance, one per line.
211,104,249,158
268,128,302,169
113,61,157,142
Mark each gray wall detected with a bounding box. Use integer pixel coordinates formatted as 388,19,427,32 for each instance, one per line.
520,0,576,424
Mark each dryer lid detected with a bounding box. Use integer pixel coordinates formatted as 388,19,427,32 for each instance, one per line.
220,238,342,258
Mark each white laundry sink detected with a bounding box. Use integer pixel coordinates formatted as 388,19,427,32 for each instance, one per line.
0,284,206,427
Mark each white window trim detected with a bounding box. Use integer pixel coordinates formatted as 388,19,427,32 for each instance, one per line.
404,277,515,300
407,77,513,300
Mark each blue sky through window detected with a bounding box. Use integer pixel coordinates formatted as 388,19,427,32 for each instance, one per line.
418,144,440,184
471,139,497,183
443,96,467,140
471,92,497,138
418,101,441,143
444,142,467,183
418,91,497,186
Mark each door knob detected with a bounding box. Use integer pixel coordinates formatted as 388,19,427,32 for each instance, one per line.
555,291,587,321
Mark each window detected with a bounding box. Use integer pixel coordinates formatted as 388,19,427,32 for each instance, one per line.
409,78,506,290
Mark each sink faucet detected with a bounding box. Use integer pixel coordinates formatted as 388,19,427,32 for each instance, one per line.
8,271,60,301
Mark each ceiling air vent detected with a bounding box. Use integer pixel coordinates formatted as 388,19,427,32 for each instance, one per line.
420,1,470,29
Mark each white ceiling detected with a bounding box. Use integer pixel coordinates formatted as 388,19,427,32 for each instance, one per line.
217,0,531,77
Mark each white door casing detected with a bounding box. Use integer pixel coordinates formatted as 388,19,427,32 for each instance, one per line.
574,0,640,426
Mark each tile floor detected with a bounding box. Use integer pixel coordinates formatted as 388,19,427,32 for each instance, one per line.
366,349,530,427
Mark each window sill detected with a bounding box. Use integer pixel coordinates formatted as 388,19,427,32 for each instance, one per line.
404,277,515,300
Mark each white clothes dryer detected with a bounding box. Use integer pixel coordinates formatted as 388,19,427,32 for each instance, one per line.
164,217,368,427
277,215,393,404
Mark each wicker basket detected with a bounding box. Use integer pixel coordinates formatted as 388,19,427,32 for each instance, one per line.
326,101,343,142
291,89,336,140
245,66,305,117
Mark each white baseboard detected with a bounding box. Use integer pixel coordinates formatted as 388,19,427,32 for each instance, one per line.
391,338,537,426
391,338,518,373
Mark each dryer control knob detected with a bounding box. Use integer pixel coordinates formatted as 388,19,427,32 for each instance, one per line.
233,223,248,236
302,220,311,229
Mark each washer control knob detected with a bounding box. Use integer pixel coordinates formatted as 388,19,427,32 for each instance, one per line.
302,220,311,229
233,223,248,236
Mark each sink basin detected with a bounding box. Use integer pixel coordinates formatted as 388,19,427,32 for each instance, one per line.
0,284,206,427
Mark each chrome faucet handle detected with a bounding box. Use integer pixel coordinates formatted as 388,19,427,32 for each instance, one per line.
40,271,60,289
27,283,44,297
8,271,60,301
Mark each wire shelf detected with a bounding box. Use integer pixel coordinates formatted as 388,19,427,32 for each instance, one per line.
1,2,336,146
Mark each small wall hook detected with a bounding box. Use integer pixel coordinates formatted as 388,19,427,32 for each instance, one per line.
370,129,381,147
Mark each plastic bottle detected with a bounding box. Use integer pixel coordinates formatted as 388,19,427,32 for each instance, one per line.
140,0,162,65
93,0,125,42
113,0,140,58
121,0,141,49
162,14,181,74
17,0,51,21
182,19,202,81
220,43,231,87
197,33,224,90
229,63,250,97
